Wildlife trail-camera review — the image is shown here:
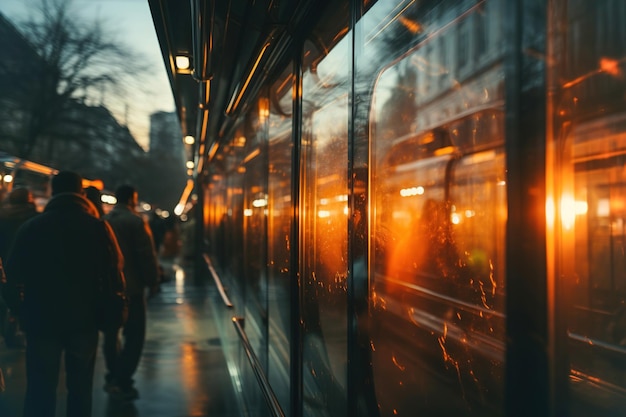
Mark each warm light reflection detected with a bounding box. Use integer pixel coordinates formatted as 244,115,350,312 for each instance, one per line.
546,197,555,228
175,265,185,295
252,198,268,207
597,199,610,217
560,194,576,230
318,210,331,218
400,186,425,197
2,174,13,183
184,135,195,144
244,209,253,217
600,57,621,77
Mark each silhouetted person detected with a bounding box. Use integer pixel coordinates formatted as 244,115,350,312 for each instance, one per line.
3,171,125,417
0,187,39,260
84,186,105,218
102,184,159,401
148,210,166,255
0,187,39,348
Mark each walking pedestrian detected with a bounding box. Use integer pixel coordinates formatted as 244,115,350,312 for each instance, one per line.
0,187,39,347
3,171,125,417
102,184,159,401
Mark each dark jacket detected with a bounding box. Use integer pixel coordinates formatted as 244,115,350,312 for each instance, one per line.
0,200,39,260
3,193,125,335
104,205,158,296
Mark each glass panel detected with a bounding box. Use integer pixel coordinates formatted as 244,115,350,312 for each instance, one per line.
300,2,350,415
550,0,626,414
267,65,294,416
366,0,506,415
241,101,270,414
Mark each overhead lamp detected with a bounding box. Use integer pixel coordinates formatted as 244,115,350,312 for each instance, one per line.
175,55,191,70
186,161,195,169
184,135,195,145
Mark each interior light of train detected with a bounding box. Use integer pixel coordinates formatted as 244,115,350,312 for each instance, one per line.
497,180,506,186
434,146,455,156
161,210,170,218
318,210,331,218
20,160,57,175
400,186,425,197
142,203,152,211
336,195,348,202
320,198,329,205
184,135,195,144
465,150,496,164
244,209,253,217
451,213,461,225
343,206,349,216
187,169,194,176
175,55,190,70
174,204,184,216
186,161,195,169
465,209,476,218
252,198,268,208
2,174,13,183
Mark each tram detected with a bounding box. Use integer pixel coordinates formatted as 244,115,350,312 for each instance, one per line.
0,153,112,212
149,0,626,416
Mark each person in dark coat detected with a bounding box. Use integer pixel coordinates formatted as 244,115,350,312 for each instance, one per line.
102,184,159,401
0,187,39,347
3,171,125,417
0,187,39,260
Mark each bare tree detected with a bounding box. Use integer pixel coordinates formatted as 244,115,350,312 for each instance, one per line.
0,0,149,160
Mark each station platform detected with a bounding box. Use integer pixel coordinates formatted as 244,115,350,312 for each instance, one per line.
0,258,242,417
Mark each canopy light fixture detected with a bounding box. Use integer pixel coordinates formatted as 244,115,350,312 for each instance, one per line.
175,55,191,70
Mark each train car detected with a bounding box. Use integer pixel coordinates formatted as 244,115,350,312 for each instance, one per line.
0,152,111,212
0,153,58,211
149,0,626,416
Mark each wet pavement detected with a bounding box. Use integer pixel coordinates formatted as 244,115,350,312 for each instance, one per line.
0,260,241,417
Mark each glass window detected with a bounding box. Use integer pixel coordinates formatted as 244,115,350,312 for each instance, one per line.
267,65,295,416
300,2,350,414
550,0,626,414
366,0,506,415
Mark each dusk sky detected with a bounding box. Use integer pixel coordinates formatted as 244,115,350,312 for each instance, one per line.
0,0,176,150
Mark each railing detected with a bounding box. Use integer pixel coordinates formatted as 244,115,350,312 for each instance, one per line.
203,253,233,308
204,253,286,417
232,317,286,417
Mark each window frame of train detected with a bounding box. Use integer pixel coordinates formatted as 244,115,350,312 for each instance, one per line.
366,0,511,416
547,0,626,416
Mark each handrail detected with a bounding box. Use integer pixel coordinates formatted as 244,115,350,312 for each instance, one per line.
203,253,233,308
232,317,286,417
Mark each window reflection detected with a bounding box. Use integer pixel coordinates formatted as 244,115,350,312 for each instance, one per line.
552,1,626,413
368,0,506,415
